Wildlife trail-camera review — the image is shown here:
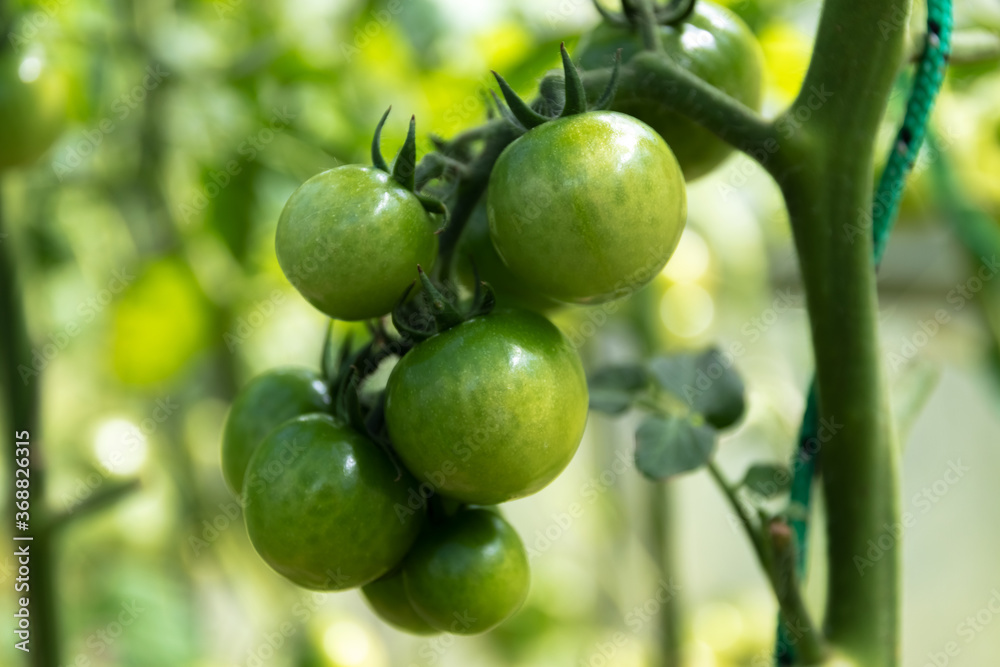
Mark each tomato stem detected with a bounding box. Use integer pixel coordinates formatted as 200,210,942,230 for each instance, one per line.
776,1,912,663
707,462,826,663
631,0,664,53
576,56,781,167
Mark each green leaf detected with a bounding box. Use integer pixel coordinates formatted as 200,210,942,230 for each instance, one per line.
634,415,716,481
647,354,696,398
741,463,792,498
589,388,633,414
647,347,746,429
589,364,649,392
587,364,649,414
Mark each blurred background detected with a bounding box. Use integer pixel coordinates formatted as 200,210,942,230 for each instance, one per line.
2,0,1000,665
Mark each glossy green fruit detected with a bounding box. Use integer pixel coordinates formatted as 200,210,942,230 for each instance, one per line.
243,414,423,590
221,367,331,496
0,51,67,170
275,165,438,321
385,308,588,504
487,111,685,305
403,509,529,634
455,199,560,313
576,1,764,181
362,569,439,635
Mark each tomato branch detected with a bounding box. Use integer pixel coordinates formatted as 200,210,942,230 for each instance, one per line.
575,55,784,171
762,0,916,663
707,462,826,664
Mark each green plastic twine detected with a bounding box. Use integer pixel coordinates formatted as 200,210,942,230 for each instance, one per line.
775,2,952,664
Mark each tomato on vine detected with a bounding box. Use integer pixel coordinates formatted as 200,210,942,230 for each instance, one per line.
275,111,442,321
385,308,588,505
576,0,764,181
485,46,686,305
488,110,686,304
362,568,439,635
455,199,561,312
242,414,423,590
402,508,529,635
220,367,331,495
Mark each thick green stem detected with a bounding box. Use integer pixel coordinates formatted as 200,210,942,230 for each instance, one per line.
776,1,911,663
576,3,908,660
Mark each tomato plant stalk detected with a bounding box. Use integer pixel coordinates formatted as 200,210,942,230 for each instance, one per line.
777,1,911,662
574,0,909,662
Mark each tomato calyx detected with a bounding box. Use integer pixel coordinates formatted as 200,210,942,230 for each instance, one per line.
317,326,418,482
598,0,698,29
322,330,383,433
391,265,495,342
371,108,447,215
491,43,622,131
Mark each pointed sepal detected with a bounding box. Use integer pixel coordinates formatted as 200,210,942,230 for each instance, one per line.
416,266,465,331
391,115,417,190
319,320,336,381
416,192,447,215
592,49,623,111
492,71,550,130
559,43,588,117
489,89,526,131
391,281,430,341
371,107,392,173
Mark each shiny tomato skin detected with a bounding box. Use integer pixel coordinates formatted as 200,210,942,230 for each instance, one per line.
275,165,438,321
487,111,686,305
576,1,764,180
403,508,529,635
221,367,331,496
362,568,440,635
455,199,561,313
384,308,588,505
243,414,423,590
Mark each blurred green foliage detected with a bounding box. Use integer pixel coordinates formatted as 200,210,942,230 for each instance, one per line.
2,0,1000,666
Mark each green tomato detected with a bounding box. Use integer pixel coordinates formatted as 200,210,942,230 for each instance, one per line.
275,165,438,321
403,509,529,635
362,568,439,635
385,308,588,505
0,52,67,171
455,199,561,313
487,111,685,305
243,414,423,590
221,367,331,496
576,1,764,181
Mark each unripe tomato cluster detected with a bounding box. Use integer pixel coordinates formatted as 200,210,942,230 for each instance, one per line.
223,308,587,634
222,3,762,636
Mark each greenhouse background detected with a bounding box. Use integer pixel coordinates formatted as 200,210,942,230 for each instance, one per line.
2,0,1000,665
